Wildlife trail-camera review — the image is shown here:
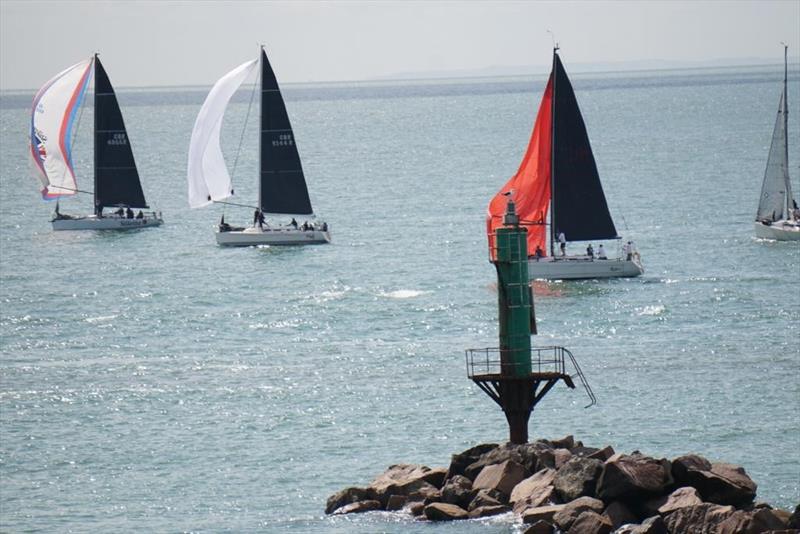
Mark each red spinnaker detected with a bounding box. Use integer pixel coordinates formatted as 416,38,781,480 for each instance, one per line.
487,75,553,259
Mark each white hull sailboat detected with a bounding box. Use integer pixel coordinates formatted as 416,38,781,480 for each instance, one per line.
488,47,643,280
754,45,800,241
31,55,163,231
188,47,330,247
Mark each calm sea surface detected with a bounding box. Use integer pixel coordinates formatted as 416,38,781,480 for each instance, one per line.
1,65,799,532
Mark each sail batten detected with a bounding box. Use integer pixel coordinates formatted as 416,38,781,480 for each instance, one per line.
187,59,258,209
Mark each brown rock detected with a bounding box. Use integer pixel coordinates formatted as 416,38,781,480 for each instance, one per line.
464,444,531,480
643,486,703,516
445,443,498,480
554,457,603,501
603,500,638,529
596,453,673,501
510,468,557,506
772,507,792,525
522,504,566,524
554,448,573,469
473,459,527,497
718,507,790,534
513,486,556,515
553,496,604,531
627,515,669,534
331,500,381,515
440,475,475,508
790,504,800,528
567,510,613,534
468,488,504,511
588,446,615,462
524,520,555,534
672,455,757,506
663,503,735,533
407,501,425,516
407,483,440,504
368,464,446,505
423,502,468,521
325,486,370,514
468,504,511,518
550,435,576,450
385,494,407,511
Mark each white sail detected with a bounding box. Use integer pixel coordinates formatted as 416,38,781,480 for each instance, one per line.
757,89,790,222
30,58,94,199
187,59,258,208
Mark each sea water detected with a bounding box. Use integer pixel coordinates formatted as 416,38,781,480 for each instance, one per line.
1,65,798,532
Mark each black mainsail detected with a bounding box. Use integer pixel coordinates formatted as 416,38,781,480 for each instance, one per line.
93,55,147,214
551,52,618,244
259,49,313,215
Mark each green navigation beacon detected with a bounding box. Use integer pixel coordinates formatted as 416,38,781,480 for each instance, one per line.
466,197,595,444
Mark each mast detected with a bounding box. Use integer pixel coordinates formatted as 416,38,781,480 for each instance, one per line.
258,45,263,212
93,54,98,215
783,44,792,217
549,46,558,257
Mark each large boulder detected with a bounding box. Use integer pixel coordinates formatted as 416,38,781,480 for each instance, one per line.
423,502,468,521
524,520,555,534
473,459,527,498
368,464,446,505
522,504,566,524
554,457,603,501
325,486,370,514
672,455,757,506
717,507,788,533
464,444,533,480
552,496,604,531
468,504,511,518
603,500,638,530
445,443,498,479
439,475,475,508
331,500,381,515
567,510,613,534
511,468,557,514
663,503,735,533
642,486,703,516
789,504,800,528
596,453,673,502
468,488,504,511
385,494,407,511
550,435,576,449
615,515,669,534
588,446,615,462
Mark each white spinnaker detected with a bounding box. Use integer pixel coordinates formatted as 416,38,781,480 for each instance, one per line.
187,59,258,208
30,58,93,198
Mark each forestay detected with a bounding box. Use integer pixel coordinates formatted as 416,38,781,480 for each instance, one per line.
30,59,93,199
187,59,258,208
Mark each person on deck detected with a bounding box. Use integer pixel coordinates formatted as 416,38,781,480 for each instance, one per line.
558,232,566,256
290,218,298,229
586,244,594,258
597,244,607,259
126,207,134,219
115,207,124,217
622,241,631,260
258,211,265,229
135,210,143,219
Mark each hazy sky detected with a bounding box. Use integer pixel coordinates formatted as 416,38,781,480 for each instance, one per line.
1,0,798,90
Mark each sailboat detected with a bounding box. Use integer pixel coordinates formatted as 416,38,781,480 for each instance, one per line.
187,47,330,247
31,55,163,231
754,45,800,241
487,48,643,280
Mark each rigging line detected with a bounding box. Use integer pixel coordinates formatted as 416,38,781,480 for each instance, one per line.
213,199,260,210
231,78,259,180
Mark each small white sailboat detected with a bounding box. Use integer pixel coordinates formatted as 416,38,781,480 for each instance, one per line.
187,47,330,247
754,45,800,241
31,55,162,231
487,48,643,280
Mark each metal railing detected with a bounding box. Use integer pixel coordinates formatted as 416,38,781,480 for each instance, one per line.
465,345,596,408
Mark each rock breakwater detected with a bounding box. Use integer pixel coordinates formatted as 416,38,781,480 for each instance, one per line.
326,436,799,533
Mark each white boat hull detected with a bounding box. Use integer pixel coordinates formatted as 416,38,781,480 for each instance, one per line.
215,226,331,247
528,255,644,280
52,213,163,231
754,220,800,241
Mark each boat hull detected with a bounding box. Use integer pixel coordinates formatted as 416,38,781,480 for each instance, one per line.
754,221,800,241
528,255,644,280
52,214,163,231
215,226,331,247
